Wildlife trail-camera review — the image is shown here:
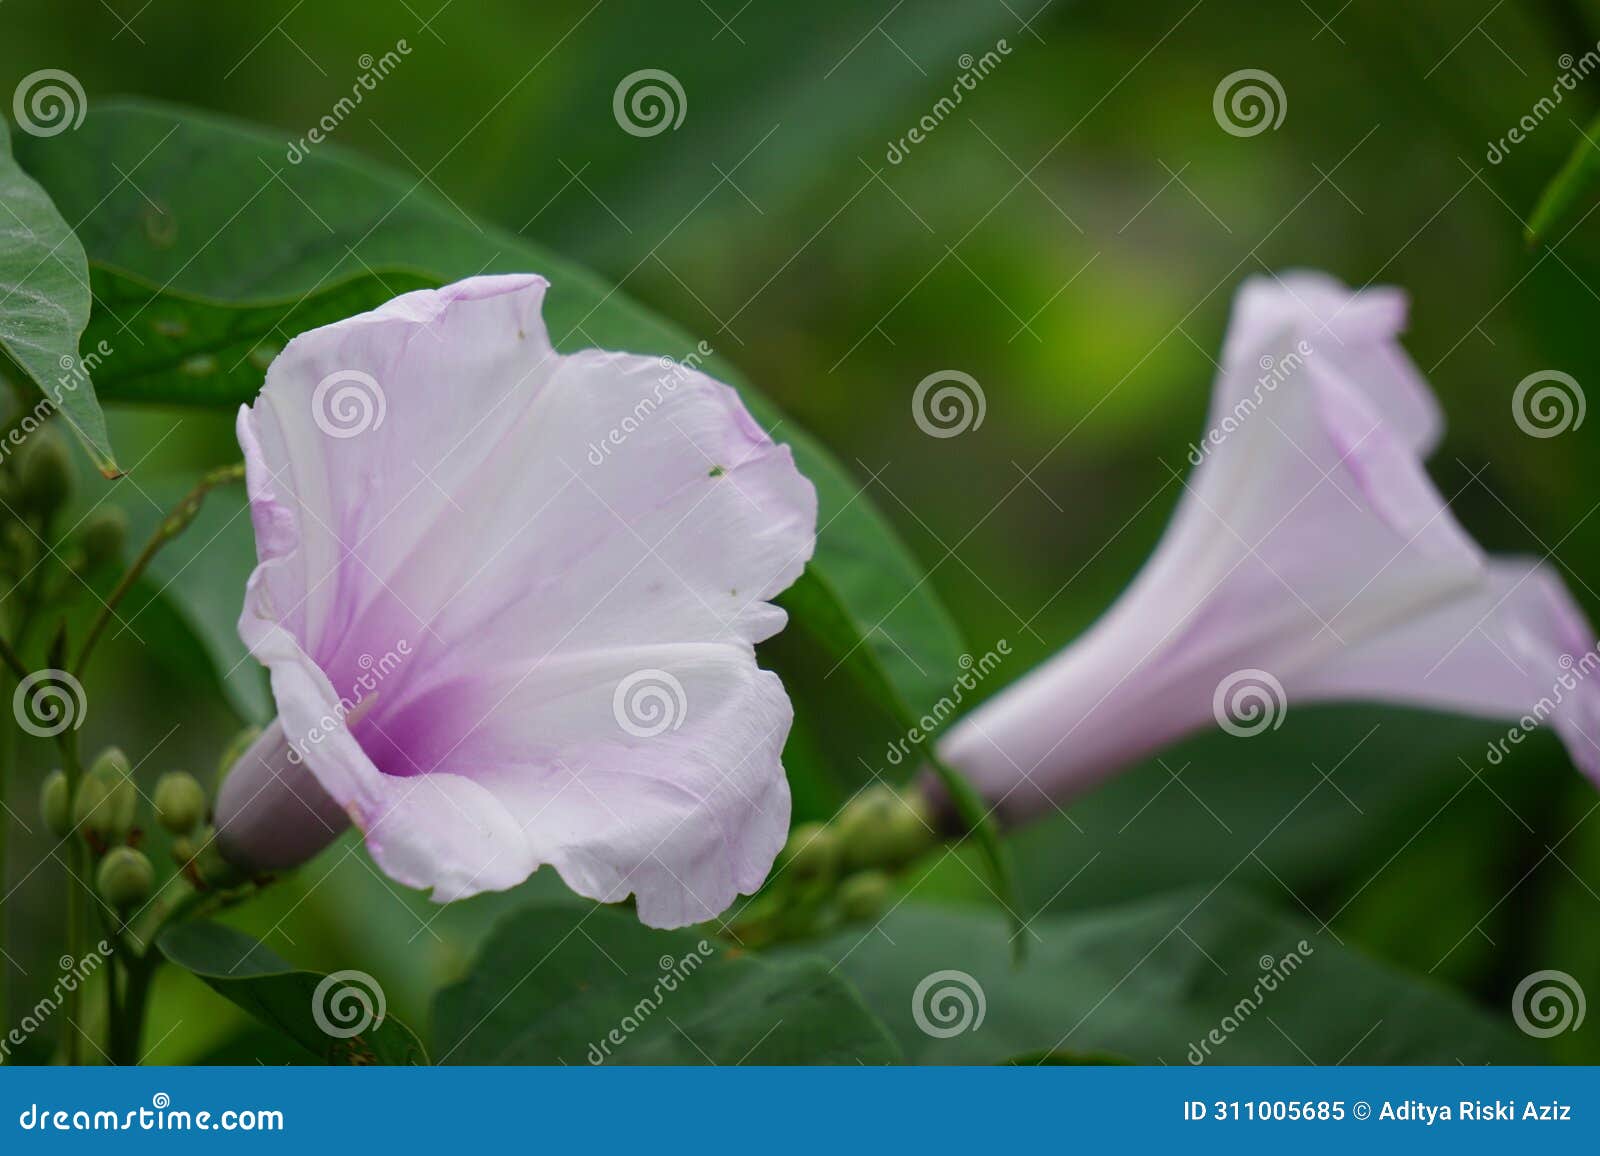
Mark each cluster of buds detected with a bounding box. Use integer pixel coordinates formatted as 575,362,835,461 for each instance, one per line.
734,784,935,946
0,426,125,581
38,746,237,910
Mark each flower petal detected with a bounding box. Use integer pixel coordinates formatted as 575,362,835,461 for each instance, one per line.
232,275,815,925
1220,270,1442,455
1299,557,1600,783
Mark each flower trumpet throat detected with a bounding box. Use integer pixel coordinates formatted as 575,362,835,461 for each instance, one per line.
937,271,1600,823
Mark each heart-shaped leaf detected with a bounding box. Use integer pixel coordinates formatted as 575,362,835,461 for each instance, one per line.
432,903,899,1064
788,887,1542,1065
159,919,427,1065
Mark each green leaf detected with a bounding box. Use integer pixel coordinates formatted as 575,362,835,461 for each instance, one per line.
158,920,427,1065
491,2,1025,265
16,98,966,743
0,115,115,472
432,903,900,1064
789,888,1542,1065
1526,109,1600,244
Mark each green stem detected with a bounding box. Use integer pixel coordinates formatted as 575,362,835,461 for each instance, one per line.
105,948,124,1064
126,875,201,956
73,463,244,677
57,731,84,1065
115,956,156,1065
0,632,27,682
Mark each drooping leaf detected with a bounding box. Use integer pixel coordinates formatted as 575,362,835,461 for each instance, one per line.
158,920,427,1065
16,99,966,746
788,887,1542,1065
432,903,899,1065
0,115,115,471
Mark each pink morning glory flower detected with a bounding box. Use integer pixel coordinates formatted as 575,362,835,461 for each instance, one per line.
937,272,1600,823
215,275,816,928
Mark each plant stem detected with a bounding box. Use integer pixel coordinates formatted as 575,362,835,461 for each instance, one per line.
105,947,124,1064
0,631,27,682
113,955,156,1065
57,730,84,1065
73,462,245,677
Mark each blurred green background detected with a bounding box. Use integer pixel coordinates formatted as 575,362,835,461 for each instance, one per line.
3,0,1600,1062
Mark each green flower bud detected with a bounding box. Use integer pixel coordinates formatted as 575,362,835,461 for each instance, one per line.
77,507,128,573
777,821,838,883
837,870,893,921
836,784,935,870
71,773,110,839
153,771,207,834
39,769,71,837
82,747,137,840
16,427,73,520
96,847,154,908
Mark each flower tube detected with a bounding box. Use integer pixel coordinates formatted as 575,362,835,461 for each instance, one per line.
937,272,1600,823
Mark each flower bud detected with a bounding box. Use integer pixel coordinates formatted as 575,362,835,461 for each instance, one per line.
79,747,136,840
39,769,71,837
16,428,73,520
96,847,154,908
70,773,109,839
837,870,893,921
153,771,207,834
836,784,935,870
77,507,128,573
776,821,838,884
